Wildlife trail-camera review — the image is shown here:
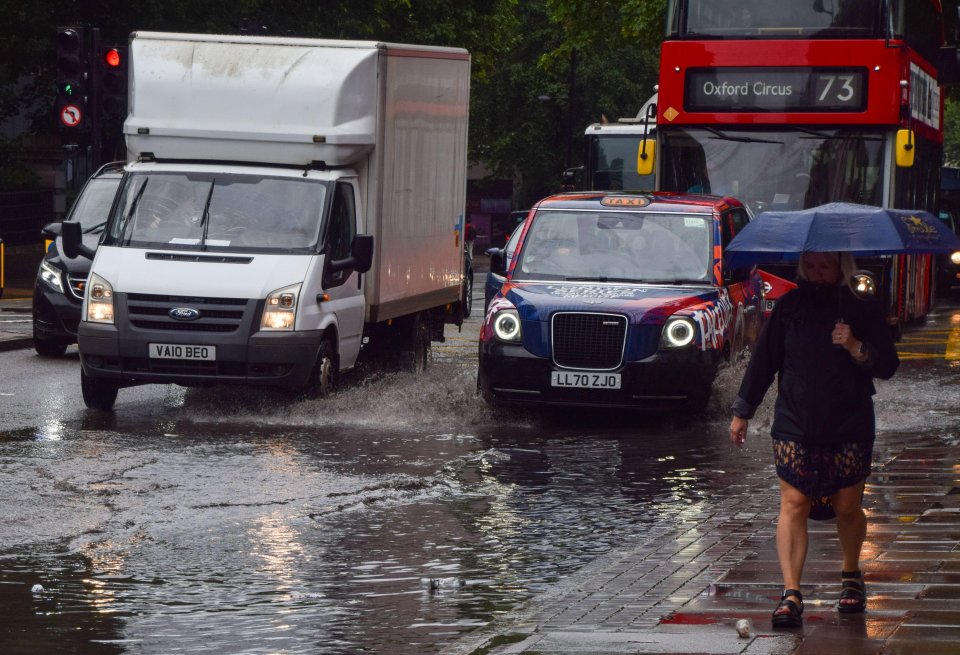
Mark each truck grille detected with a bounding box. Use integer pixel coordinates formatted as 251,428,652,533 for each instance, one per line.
125,293,249,333
551,312,627,370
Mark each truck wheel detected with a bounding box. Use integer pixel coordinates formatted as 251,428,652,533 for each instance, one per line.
404,315,432,374
462,267,474,318
304,338,338,399
81,370,118,411
34,337,68,357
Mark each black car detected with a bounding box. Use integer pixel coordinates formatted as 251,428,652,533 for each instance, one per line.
32,162,123,356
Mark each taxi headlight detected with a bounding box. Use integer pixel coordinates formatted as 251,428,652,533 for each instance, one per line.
661,316,696,348
39,259,65,294
493,309,522,342
951,251,960,266
261,283,301,331
86,273,115,324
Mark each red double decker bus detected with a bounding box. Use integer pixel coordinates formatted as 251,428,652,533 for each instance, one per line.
655,0,948,332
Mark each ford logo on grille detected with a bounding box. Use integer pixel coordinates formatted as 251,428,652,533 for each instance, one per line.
169,307,201,321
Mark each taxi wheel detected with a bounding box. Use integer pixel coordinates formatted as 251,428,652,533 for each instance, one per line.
81,370,118,411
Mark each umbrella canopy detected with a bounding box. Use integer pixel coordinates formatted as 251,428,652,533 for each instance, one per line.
726,202,960,269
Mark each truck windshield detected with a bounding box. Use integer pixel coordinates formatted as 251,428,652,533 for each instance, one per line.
660,126,885,216
514,210,712,284
668,0,881,38
104,172,327,253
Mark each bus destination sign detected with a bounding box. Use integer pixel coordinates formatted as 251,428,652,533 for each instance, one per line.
686,67,867,112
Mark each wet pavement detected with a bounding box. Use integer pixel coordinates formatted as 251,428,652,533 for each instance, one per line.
3,276,960,654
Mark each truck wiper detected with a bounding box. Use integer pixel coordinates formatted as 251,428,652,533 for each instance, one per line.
704,127,783,145
120,178,149,245
199,179,216,251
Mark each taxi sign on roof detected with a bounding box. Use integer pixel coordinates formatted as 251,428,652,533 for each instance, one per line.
601,196,650,207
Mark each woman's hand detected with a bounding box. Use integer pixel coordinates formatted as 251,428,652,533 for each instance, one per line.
730,416,748,448
833,321,865,359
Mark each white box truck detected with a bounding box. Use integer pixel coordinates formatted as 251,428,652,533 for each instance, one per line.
62,32,471,410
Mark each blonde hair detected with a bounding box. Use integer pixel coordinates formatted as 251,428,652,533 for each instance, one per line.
796,251,857,292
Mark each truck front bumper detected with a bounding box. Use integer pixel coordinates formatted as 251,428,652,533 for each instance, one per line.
78,322,322,388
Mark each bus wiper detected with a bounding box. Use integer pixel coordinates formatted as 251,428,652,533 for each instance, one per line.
793,127,883,141
199,179,216,251
704,127,783,145
120,178,149,246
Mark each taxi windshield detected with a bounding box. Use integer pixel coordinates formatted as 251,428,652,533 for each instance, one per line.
514,210,712,284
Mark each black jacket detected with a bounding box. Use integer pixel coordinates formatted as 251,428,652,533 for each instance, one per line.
731,281,899,444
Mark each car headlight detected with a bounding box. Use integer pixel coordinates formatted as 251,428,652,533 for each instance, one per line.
86,273,115,324
493,309,522,342
261,283,301,331
39,259,65,294
951,251,960,266
661,316,696,348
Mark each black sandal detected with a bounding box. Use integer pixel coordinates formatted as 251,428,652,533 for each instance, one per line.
838,570,867,613
772,588,803,628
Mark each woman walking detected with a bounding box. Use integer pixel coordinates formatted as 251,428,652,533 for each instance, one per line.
729,252,899,628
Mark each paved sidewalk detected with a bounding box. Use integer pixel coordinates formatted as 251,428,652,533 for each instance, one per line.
0,286,33,353
444,427,960,655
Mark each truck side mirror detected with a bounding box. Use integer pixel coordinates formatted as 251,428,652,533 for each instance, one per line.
490,249,506,275
61,221,96,260
350,234,374,274
329,234,374,275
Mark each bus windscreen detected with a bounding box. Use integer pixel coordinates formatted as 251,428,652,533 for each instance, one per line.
673,0,881,38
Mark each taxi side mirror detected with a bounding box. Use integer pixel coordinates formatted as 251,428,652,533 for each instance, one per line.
490,249,507,275
896,129,915,168
636,139,656,177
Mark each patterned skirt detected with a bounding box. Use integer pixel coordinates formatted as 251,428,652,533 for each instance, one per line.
773,438,873,520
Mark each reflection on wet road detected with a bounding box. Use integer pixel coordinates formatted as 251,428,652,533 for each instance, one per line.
0,296,957,654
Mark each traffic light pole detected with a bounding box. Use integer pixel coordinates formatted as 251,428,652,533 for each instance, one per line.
89,28,103,169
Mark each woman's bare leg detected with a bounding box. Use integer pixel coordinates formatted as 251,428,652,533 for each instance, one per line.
831,481,867,607
776,478,810,612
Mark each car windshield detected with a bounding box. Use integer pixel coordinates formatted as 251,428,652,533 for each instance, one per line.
514,210,712,284
68,177,122,233
104,172,327,253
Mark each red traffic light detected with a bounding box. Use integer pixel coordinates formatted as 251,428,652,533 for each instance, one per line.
104,47,121,68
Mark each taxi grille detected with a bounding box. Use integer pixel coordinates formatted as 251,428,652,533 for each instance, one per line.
551,312,627,370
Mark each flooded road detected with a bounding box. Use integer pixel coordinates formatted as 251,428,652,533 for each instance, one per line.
1,297,958,654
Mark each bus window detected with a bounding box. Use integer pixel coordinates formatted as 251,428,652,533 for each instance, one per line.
671,0,880,38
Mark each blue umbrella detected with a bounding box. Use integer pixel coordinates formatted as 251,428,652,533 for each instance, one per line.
726,202,960,269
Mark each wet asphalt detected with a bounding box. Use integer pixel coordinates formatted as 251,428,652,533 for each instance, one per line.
3,277,960,655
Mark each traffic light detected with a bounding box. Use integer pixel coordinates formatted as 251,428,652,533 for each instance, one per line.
98,44,128,121
55,27,88,129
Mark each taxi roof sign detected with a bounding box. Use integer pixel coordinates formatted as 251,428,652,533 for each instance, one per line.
601,196,650,207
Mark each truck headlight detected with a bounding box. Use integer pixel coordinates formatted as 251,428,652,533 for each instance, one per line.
39,260,65,294
493,309,522,342
86,273,115,324
261,283,301,331
661,316,696,348
951,251,960,266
